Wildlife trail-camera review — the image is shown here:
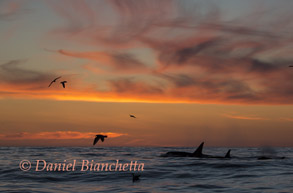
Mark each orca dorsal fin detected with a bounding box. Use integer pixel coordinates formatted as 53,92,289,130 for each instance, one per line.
193,142,204,156
225,149,231,158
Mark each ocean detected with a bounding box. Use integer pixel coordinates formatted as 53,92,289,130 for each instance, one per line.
0,147,292,193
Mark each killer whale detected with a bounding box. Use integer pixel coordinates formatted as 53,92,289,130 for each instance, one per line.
162,142,231,158
257,156,285,160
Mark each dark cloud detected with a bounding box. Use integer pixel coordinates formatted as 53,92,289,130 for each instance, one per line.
158,38,221,67
0,60,52,87
47,0,97,34
109,78,163,95
203,23,279,39
0,0,30,21
110,53,145,70
0,1,19,20
57,49,147,72
158,73,259,102
249,59,276,73
159,74,195,87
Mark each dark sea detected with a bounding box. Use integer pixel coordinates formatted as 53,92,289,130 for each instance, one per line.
0,147,292,193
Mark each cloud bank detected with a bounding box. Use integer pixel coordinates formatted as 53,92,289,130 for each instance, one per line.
0,131,126,140
1,0,293,105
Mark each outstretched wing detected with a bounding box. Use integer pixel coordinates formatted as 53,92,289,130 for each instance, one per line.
48,81,54,87
54,76,61,81
93,137,99,145
61,82,65,88
48,76,61,87
101,137,104,142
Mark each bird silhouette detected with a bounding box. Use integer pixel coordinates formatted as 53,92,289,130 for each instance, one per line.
132,173,140,182
129,114,136,118
60,81,67,88
93,135,107,145
289,65,293,67
48,76,61,87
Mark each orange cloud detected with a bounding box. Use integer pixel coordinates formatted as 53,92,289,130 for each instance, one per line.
279,117,293,122
58,49,148,73
0,131,127,140
223,114,268,121
0,75,293,105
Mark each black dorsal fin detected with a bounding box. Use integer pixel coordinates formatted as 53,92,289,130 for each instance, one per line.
193,142,204,156
225,149,231,158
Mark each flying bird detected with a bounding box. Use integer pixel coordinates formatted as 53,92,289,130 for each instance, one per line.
289,65,293,67
129,114,136,118
48,76,61,87
60,81,67,88
132,173,140,182
93,135,107,145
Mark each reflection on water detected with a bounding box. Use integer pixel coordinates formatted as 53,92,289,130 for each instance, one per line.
0,147,292,192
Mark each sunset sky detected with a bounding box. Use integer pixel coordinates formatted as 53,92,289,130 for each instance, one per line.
0,0,292,147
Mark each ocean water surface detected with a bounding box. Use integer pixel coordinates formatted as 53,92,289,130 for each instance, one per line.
0,147,292,193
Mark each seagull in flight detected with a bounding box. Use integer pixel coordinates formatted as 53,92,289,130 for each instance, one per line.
129,114,136,118
48,76,61,87
60,81,67,88
93,135,107,145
